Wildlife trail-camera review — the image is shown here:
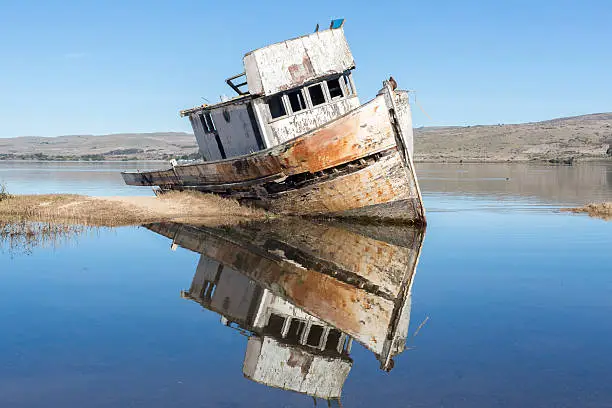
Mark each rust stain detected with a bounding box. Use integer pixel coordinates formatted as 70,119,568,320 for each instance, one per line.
269,152,414,216
286,348,314,380
286,115,360,173
127,94,410,220
288,55,315,85
149,216,420,354
283,272,363,333
279,270,394,339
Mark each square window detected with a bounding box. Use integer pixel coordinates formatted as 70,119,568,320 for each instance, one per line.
268,95,286,119
286,319,303,343
327,78,344,99
307,325,324,347
287,89,306,113
308,83,326,106
326,329,342,352
266,314,285,336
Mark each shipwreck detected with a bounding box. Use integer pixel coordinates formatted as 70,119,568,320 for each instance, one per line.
145,217,425,401
122,19,425,224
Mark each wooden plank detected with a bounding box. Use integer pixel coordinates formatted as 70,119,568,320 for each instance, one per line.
265,151,422,222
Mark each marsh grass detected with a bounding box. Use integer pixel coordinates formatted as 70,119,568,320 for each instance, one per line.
0,191,267,227
563,202,612,221
0,220,94,256
0,182,11,202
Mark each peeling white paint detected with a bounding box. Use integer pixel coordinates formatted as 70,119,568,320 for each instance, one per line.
268,97,360,145
245,28,355,96
243,336,351,399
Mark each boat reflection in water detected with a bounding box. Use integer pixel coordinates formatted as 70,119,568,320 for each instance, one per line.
146,218,425,404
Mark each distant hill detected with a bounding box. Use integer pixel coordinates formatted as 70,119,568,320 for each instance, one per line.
0,132,199,161
414,112,612,162
1,113,611,162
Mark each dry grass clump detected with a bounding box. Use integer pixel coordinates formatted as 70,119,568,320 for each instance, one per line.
562,202,612,221
0,182,11,202
0,220,92,255
0,191,267,227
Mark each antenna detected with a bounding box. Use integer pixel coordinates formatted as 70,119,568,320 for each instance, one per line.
410,91,433,121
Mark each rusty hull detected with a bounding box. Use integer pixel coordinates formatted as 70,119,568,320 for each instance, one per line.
123,94,394,185
123,87,425,224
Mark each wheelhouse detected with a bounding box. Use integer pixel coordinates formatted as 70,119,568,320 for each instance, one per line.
180,19,360,161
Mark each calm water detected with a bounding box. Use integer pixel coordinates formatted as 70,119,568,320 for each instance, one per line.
1,161,611,407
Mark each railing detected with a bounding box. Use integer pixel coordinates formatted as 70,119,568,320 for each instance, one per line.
226,72,248,95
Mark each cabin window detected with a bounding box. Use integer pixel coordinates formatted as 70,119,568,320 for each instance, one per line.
307,324,324,347
342,74,354,96
287,89,306,113
205,112,216,132
199,280,216,300
327,77,344,100
268,94,286,119
266,314,286,336
286,319,304,343
308,83,326,106
198,113,208,133
199,112,216,133
285,318,306,344
325,329,342,352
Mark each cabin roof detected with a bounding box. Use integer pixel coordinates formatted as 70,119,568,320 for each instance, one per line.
243,22,343,58
179,93,253,117
180,21,353,115
244,26,355,96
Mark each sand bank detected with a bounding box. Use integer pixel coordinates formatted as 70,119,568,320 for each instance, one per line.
0,191,266,227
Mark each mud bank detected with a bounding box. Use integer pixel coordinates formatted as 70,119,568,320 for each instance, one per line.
562,202,612,221
0,191,267,227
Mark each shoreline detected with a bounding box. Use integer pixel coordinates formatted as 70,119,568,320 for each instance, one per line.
2,112,609,165
0,157,609,165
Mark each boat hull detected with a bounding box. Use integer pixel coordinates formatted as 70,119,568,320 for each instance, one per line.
263,150,423,222
122,86,425,224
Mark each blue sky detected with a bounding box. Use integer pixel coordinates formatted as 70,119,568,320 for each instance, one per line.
0,0,610,138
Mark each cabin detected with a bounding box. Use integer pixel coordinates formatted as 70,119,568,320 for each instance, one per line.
180,19,360,161
184,254,354,355
182,254,353,399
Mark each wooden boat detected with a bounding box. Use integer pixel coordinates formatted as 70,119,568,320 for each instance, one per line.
122,19,425,224
145,217,425,400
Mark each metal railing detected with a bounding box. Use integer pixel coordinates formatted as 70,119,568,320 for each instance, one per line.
226,72,248,95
